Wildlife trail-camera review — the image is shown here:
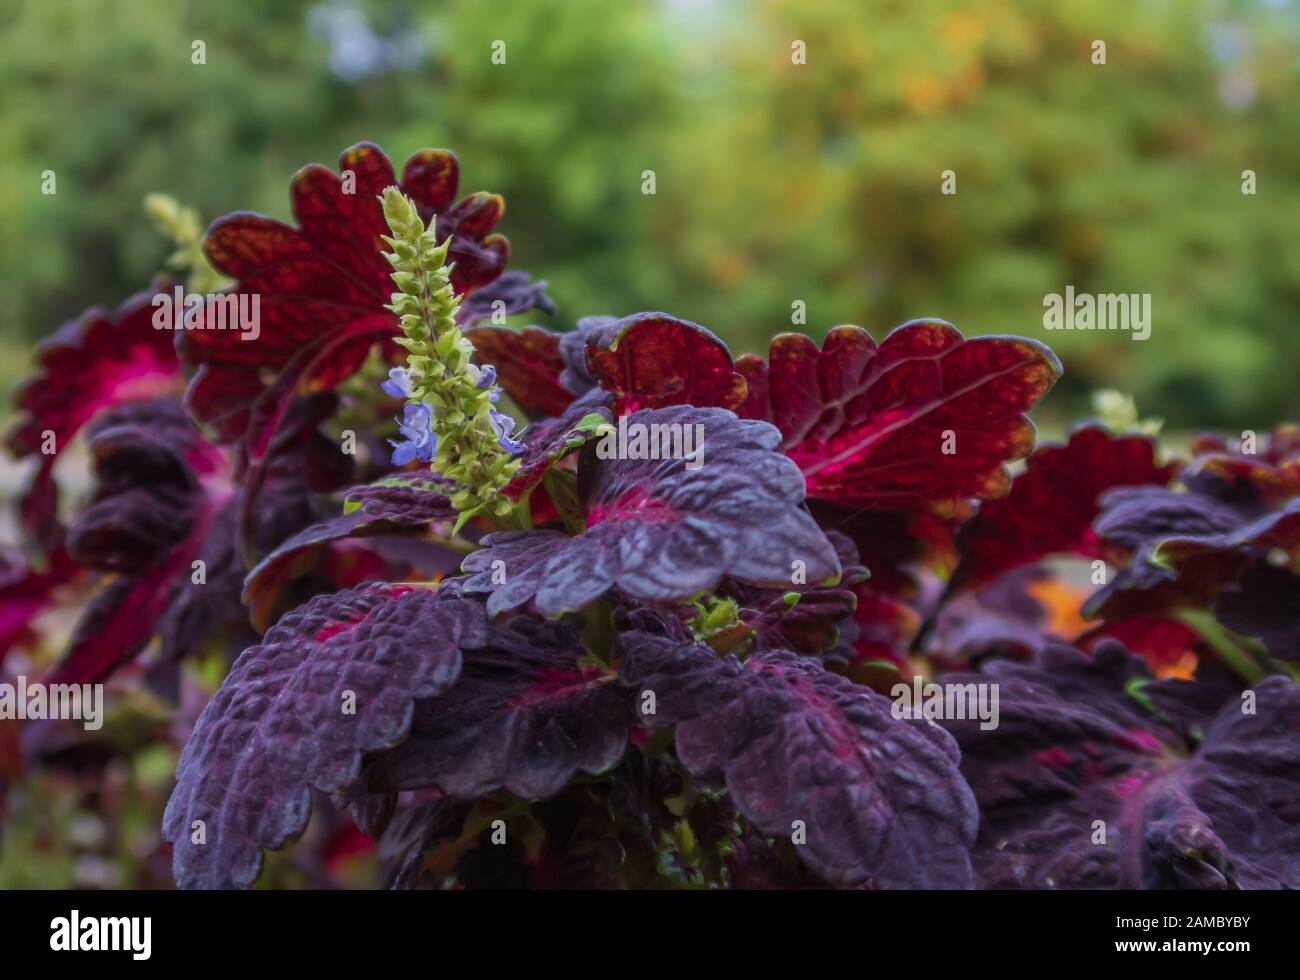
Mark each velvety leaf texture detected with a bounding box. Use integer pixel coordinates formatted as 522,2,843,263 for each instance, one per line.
950,425,1175,591
730,529,865,657
460,407,840,615
940,643,1300,889
363,618,630,800
618,631,979,887
162,585,488,888
737,320,1061,510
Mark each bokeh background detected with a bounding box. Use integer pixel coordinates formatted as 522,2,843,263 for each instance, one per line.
3,0,1299,431
1,0,1299,887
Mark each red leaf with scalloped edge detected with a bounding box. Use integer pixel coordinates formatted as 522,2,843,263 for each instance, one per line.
183,144,513,443
583,313,748,415
737,320,1061,511
949,426,1176,592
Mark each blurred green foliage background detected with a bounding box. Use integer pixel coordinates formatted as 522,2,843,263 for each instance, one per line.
2,0,1298,431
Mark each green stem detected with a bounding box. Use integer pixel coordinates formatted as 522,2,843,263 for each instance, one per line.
1176,609,1267,684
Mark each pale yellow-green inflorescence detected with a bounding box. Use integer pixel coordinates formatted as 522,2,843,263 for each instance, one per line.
380,185,520,522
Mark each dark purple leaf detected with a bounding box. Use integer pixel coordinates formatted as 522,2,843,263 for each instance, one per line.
731,530,864,657
1088,483,1300,618
162,585,488,888
458,270,556,327
558,316,606,396
364,618,630,800
1216,563,1300,661
461,407,841,616
617,634,978,887
939,642,1300,889
242,474,458,631
502,392,614,502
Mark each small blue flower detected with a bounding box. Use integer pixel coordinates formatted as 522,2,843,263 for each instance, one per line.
389,401,436,466
489,407,525,455
398,401,433,440
389,435,435,466
381,366,415,399
472,363,501,403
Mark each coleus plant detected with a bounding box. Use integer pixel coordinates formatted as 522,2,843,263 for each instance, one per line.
5,144,1299,890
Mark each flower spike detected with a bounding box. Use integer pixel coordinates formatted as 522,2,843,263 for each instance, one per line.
379,186,520,520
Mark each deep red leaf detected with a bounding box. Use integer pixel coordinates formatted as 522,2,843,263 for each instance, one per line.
583,313,748,414
184,143,511,443
737,320,1061,511
463,324,575,419
950,426,1176,592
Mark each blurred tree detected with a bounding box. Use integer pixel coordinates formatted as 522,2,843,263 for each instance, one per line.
1,0,1297,427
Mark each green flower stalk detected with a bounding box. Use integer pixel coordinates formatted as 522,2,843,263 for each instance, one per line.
380,186,521,525
143,193,230,294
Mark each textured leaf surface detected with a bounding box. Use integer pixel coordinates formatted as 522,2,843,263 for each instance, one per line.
940,643,1300,889
163,585,488,888
582,313,748,414
618,631,978,887
737,320,1061,510
460,407,840,615
364,618,630,799
730,530,864,657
